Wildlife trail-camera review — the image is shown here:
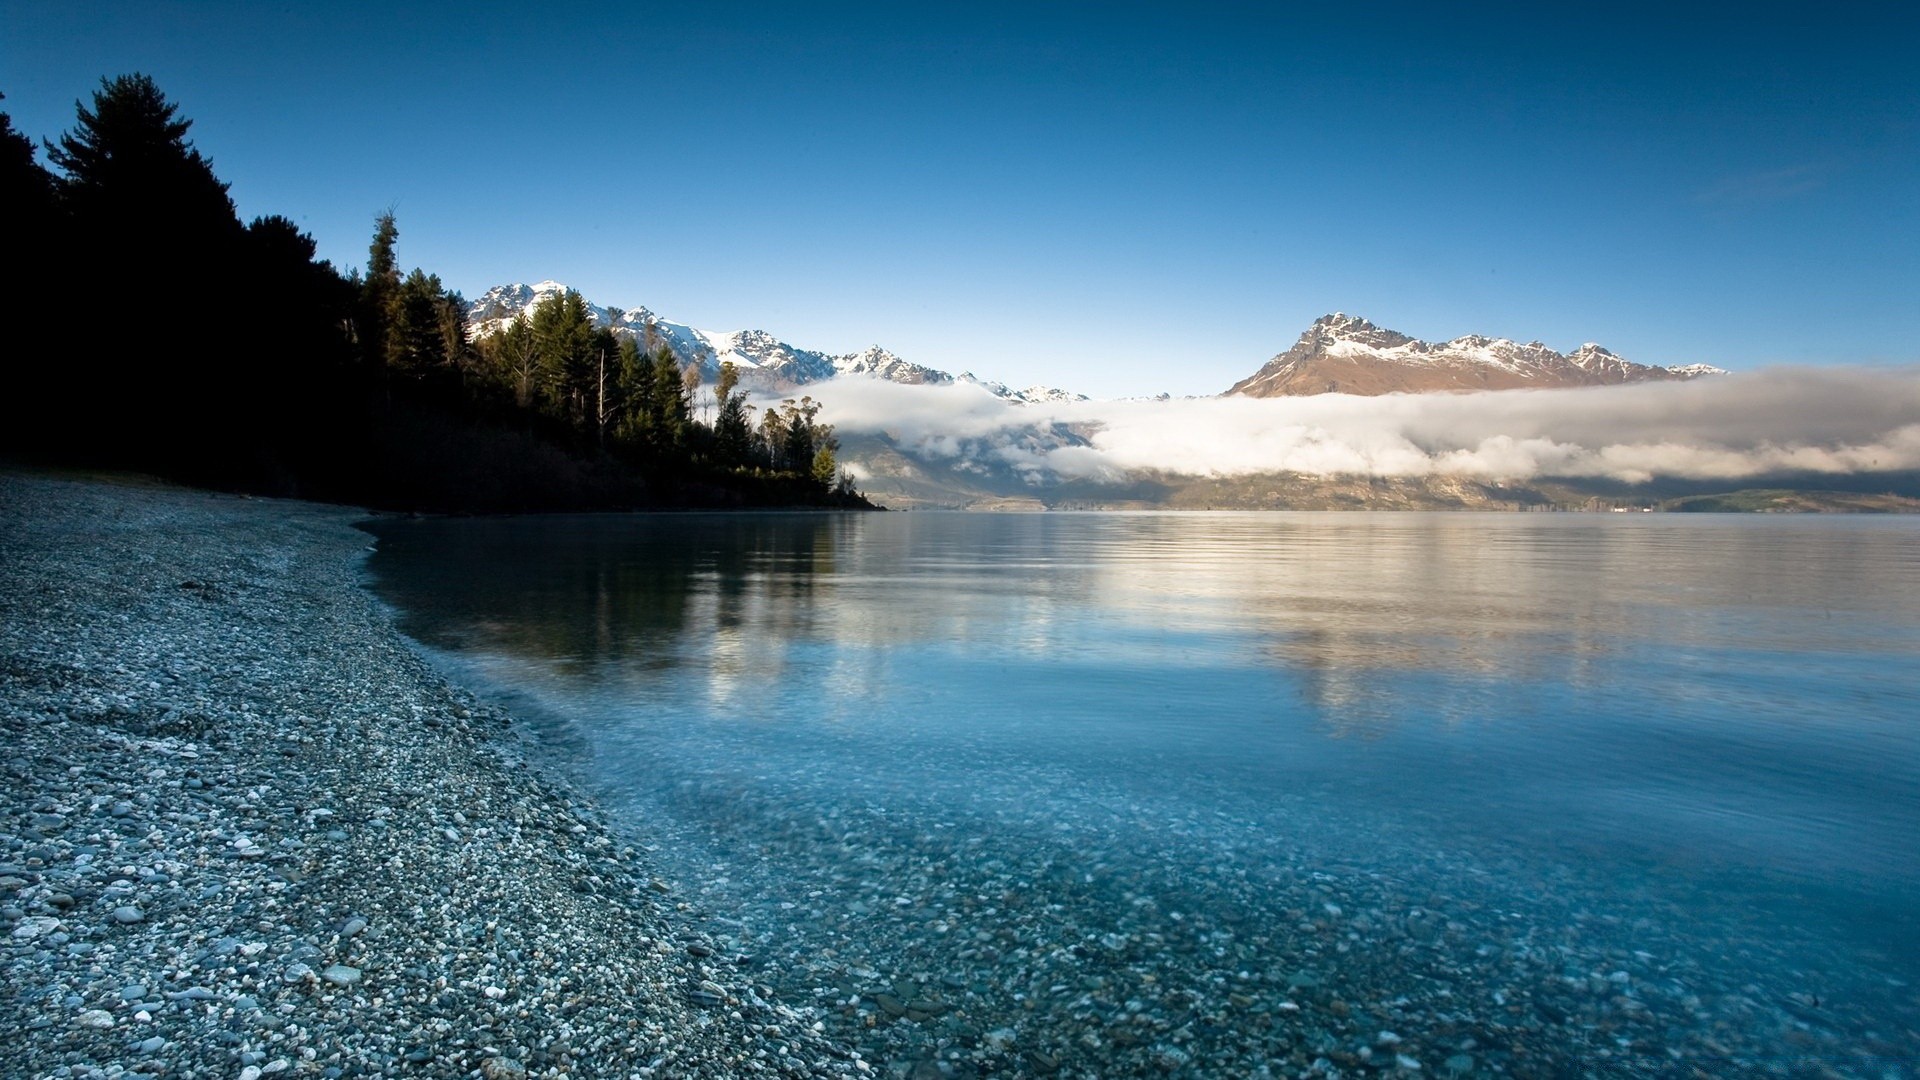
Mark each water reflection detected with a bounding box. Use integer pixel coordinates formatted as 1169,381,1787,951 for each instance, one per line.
369,512,1919,733
365,511,1920,1076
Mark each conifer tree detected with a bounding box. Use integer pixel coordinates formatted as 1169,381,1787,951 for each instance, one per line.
360,212,401,366
47,74,239,245
489,314,539,408
648,346,689,451
44,75,245,462
388,269,450,376
530,289,595,420
1,93,62,445
0,93,56,233
713,361,755,466
615,336,656,444
437,292,472,383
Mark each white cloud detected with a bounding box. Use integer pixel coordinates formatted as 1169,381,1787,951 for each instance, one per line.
789,367,1920,485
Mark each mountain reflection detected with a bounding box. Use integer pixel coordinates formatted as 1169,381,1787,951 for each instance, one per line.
364,512,1915,733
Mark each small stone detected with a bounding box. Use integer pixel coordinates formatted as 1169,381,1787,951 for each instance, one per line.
138,1036,165,1053
481,1057,528,1080
111,905,143,924
1154,1045,1193,1069
120,984,147,1001
73,1009,115,1030
12,916,60,939
320,964,361,987
239,1068,262,1080
339,916,367,937
905,998,949,1020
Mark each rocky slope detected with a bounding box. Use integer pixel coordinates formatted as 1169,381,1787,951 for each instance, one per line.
1228,313,1723,397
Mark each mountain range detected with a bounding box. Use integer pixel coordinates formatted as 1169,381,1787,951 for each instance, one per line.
453,285,1920,515
468,282,1723,402
467,282,1085,405
1227,313,1724,397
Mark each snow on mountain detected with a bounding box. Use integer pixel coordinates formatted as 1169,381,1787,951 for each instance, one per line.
1228,313,1724,397
466,282,1087,403
469,287,1715,406
832,346,954,386
955,376,1089,405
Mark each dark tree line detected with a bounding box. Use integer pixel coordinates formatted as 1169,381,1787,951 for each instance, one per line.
0,75,868,512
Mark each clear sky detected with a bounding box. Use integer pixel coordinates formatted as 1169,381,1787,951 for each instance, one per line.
4,1,1915,397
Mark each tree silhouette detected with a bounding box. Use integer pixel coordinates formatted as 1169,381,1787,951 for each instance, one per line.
48,74,239,247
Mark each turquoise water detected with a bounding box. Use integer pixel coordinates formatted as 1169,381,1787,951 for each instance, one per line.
365,512,1920,1077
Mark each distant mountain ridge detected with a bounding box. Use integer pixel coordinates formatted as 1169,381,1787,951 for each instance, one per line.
466,281,1087,405
1227,313,1724,397
469,286,1724,404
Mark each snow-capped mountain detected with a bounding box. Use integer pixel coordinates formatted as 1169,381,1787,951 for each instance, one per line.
1228,313,1725,397
466,282,1086,403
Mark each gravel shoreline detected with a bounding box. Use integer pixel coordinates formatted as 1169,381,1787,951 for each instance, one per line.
0,472,859,1079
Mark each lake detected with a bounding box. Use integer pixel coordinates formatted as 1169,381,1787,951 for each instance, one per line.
363,511,1920,1077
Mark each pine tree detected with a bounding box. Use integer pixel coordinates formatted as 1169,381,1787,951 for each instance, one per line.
488,314,539,408
713,361,754,466
387,269,449,376
530,289,595,421
615,336,655,444
43,75,245,464
437,292,472,383
0,93,56,233
811,444,839,487
47,74,239,245
649,346,688,451
360,212,401,365
1,93,63,448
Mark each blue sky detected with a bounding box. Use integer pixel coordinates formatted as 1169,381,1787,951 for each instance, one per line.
4,1,1915,397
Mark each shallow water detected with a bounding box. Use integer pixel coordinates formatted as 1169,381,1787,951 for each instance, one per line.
365,512,1920,1077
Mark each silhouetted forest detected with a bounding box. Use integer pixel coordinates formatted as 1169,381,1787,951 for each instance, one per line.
0,75,871,512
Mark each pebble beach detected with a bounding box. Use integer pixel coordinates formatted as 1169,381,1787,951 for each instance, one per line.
0,472,856,1079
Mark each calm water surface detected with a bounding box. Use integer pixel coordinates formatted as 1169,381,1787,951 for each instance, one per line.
365,512,1920,1077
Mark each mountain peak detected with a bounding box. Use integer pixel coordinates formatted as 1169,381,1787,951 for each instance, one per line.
1305,313,1417,352
1231,315,1722,397
1312,312,1379,334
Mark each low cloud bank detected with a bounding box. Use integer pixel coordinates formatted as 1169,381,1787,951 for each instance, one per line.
784,367,1920,485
